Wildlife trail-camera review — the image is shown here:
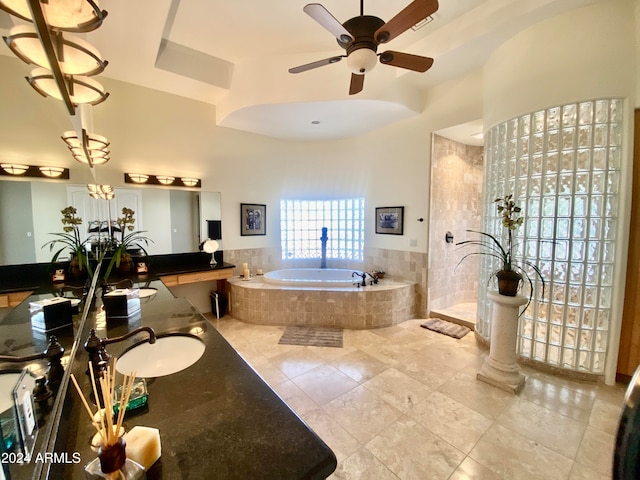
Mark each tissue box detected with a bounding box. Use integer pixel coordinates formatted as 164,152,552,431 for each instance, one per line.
103,289,141,319
29,297,72,332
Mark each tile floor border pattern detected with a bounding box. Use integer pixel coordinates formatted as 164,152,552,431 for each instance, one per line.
208,314,626,480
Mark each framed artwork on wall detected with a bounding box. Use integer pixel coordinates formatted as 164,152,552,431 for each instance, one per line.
240,203,266,236
375,206,404,235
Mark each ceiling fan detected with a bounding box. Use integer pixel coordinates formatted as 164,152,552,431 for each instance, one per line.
289,0,439,95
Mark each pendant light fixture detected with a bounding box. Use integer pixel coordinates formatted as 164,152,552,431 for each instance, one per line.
62,129,110,166
0,0,108,33
28,67,108,106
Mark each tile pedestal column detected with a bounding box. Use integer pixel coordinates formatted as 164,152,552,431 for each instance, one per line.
477,291,527,393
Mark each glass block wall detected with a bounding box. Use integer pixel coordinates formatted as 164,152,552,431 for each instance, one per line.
478,99,624,374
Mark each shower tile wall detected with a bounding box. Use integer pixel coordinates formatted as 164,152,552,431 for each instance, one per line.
428,134,484,312
224,247,428,318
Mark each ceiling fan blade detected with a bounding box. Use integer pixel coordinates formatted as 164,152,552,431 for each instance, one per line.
289,56,344,74
375,0,439,44
303,3,353,44
349,73,365,95
379,51,434,72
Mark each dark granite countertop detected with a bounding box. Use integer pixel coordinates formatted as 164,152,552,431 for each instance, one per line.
2,279,336,480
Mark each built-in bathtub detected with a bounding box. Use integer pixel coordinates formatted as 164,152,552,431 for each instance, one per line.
263,268,363,288
228,269,416,329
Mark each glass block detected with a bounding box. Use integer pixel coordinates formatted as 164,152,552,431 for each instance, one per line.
578,351,591,370
539,260,553,279
593,148,607,170
520,338,532,356
566,306,579,326
611,99,623,122
559,173,573,194
594,124,608,147
577,149,591,171
555,241,569,261
590,196,603,217
609,123,622,147
534,110,545,132
535,322,547,341
597,310,609,330
542,196,556,216
594,100,609,123
548,345,560,365
573,219,586,240
519,136,530,158
528,176,541,196
551,305,565,323
589,218,602,239
553,261,567,282
552,284,566,303
543,175,557,195
601,264,614,286
533,133,544,154
587,242,600,262
590,172,605,194
584,286,598,307
540,235,554,256
545,152,559,174
556,218,570,238
579,101,593,125
603,241,616,263
519,114,531,136
585,264,599,285
593,352,605,373
534,341,547,361
561,128,576,150
608,172,620,194
578,126,592,148
570,242,584,262
582,309,595,329
563,328,576,347
568,286,582,305
595,332,608,352
562,104,577,126
546,130,559,152
557,196,571,217
570,263,584,283
599,287,611,309
561,151,575,171
507,139,517,159
562,348,575,368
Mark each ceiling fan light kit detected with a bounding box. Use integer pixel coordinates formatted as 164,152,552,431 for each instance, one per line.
290,0,438,95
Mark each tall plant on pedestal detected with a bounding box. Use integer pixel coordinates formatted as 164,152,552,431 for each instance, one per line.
44,206,93,279
456,195,544,306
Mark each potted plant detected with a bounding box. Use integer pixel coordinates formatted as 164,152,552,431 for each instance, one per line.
43,206,93,280
103,207,152,279
456,194,545,305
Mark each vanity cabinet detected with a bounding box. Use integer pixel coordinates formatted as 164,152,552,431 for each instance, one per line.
159,268,232,287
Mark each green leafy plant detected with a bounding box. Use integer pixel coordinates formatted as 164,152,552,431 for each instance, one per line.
456,195,545,306
103,207,152,279
43,206,93,276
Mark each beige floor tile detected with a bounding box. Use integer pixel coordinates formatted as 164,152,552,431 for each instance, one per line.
291,364,359,405
270,379,319,416
469,423,574,479
589,398,623,436
574,426,615,475
323,385,403,444
520,373,596,423
330,349,389,383
301,408,361,463
568,461,612,480
496,396,586,458
449,456,501,480
595,382,628,406
329,448,398,480
361,368,432,413
395,355,460,390
366,416,465,479
410,391,492,454
438,371,513,420
269,347,326,378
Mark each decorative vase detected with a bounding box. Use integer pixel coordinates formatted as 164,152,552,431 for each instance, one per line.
84,437,145,479
496,269,522,296
69,256,88,281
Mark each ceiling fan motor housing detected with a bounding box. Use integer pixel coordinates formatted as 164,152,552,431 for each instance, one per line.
339,15,385,74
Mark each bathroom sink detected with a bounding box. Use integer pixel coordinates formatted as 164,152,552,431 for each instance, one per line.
116,334,205,378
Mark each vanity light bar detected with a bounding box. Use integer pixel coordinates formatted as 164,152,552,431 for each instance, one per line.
124,173,201,188
0,163,70,179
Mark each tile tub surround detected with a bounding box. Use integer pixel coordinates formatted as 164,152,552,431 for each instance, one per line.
223,246,428,317
228,276,416,329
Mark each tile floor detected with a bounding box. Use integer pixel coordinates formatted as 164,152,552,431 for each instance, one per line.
207,315,627,479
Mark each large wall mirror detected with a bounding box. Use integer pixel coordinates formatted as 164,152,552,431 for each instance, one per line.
0,180,221,266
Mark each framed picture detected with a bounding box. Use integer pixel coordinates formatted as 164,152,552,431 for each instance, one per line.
240,203,266,236
376,206,404,235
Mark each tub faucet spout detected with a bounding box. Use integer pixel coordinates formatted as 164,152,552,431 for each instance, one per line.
352,271,366,287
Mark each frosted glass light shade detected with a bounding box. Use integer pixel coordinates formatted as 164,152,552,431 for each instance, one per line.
156,176,175,185
28,67,108,105
1,163,28,175
87,183,114,199
128,174,149,184
39,166,65,177
5,25,107,75
61,130,109,150
0,0,107,32
181,177,199,187
346,48,377,74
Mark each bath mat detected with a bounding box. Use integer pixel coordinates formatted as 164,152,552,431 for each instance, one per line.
278,326,343,348
420,318,470,339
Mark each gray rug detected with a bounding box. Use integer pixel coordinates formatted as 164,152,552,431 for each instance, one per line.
421,318,471,339
278,326,343,348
